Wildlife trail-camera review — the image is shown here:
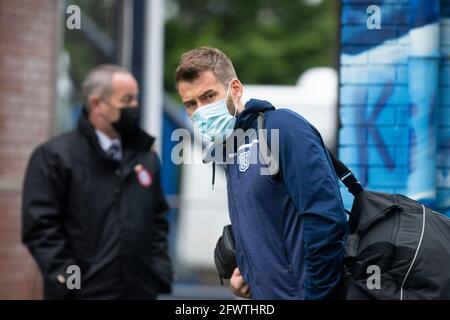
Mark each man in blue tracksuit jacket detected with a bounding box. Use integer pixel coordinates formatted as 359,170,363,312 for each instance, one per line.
176,47,348,300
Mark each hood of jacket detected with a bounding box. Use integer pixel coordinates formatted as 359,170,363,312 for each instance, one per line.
234,99,275,131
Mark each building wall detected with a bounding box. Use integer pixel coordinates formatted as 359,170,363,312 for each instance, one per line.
339,0,450,215
0,0,58,299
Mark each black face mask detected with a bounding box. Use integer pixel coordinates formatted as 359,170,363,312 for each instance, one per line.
112,107,140,134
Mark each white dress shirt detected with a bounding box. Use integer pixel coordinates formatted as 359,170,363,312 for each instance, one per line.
95,129,122,160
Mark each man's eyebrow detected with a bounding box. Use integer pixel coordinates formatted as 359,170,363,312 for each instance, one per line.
199,89,216,98
183,89,217,106
120,93,136,101
183,98,196,106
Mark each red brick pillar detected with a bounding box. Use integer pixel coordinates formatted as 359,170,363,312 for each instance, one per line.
0,0,58,299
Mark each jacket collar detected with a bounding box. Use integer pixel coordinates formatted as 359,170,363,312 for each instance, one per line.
77,107,156,162
235,99,275,130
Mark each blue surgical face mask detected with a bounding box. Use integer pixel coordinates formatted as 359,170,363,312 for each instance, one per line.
190,81,237,143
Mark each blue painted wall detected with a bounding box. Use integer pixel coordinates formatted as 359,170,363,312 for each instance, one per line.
339,0,450,215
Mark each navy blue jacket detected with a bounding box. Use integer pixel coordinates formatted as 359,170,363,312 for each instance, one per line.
225,99,348,299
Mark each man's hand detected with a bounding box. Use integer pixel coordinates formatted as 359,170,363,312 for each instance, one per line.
230,268,251,299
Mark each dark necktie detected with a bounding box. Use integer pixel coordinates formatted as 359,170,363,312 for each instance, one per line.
107,143,121,161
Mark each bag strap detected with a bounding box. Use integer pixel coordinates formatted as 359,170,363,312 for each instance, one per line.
257,112,363,197
327,148,364,197
257,113,280,176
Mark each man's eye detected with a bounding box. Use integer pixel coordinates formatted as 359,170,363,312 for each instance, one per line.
206,94,213,100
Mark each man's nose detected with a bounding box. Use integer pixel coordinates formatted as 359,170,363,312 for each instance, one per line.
130,99,139,108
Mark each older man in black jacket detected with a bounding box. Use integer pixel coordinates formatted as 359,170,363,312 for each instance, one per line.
22,64,172,299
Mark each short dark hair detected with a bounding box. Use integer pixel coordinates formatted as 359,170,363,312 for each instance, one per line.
175,47,237,90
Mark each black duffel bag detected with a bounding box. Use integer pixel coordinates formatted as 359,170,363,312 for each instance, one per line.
331,152,450,300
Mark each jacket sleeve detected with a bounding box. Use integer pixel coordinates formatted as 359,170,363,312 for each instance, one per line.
267,110,348,300
22,145,77,298
149,153,173,293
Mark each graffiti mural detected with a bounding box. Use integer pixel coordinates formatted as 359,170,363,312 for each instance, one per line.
340,0,450,215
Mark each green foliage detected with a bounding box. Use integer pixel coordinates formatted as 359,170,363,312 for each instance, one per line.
164,0,338,95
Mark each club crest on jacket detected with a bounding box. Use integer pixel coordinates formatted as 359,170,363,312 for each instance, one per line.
238,150,250,172
134,164,152,187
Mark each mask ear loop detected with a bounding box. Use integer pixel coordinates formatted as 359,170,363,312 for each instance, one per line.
226,79,239,117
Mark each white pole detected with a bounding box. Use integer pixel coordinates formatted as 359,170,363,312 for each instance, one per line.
120,0,134,70
143,0,165,157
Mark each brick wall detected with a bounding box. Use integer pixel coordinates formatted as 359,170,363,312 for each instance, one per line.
339,0,411,207
339,0,450,215
0,0,58,299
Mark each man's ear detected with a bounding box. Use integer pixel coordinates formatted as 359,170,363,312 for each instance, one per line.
230,78,243,100
88,96,101,112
